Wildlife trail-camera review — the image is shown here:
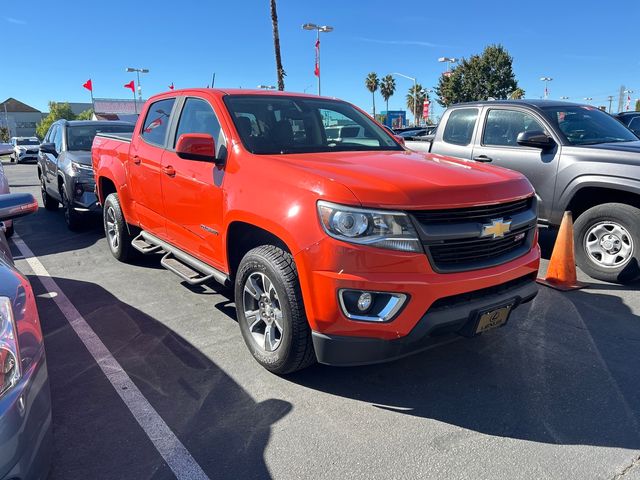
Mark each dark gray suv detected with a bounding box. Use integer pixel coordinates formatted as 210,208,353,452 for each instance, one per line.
37,120,134,230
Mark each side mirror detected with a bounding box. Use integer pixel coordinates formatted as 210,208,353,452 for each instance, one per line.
40,142,57,156
176,133,220,164
0,193,38,222
517,130,555,150
394,135,406,146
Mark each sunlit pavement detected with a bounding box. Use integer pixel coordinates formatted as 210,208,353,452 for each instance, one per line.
2,156,640,480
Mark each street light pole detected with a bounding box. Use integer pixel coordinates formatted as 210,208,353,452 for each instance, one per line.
607,95,614,113
540,77,553,99
392,72,418,126
302,23,333,96
438,57,458,75
126,67,149,102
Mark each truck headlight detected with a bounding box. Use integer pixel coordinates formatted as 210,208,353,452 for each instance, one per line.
317,201,422,252
71,162,93,174
0,297,21,398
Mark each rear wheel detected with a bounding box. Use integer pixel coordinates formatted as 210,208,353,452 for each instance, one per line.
574,203,640,284
3,223,13,238
235,245,315,374
103,193,136,263
40,175,58,211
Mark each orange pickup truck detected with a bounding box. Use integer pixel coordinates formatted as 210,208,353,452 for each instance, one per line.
92,89,540,373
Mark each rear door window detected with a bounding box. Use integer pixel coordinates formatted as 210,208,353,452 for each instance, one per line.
443,108,478,146
141,98,175,147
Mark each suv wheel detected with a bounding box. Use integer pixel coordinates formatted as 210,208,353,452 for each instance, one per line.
41,175,59,211
3,223,13,238
61,187,82,230
574,203,640,284
235,245,315,374
103,193,136,263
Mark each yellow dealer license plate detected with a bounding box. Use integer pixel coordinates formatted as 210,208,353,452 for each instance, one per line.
475,303,514,334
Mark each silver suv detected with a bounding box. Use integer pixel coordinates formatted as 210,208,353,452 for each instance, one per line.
10,137,40,163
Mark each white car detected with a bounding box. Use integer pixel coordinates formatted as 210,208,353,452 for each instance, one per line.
10,136,40,163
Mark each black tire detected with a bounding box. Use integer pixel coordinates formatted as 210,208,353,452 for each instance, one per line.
574,203,640,284
10,155,15,163
103,193,137,263
40,175,59,211
235,245,315,374
4,223,13,238
61,187,82,231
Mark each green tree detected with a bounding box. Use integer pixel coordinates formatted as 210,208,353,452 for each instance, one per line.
508,87,526,99
0,126,9,142
380,75,396,121
270,0,286,91
36,102,76,139
406,83,428,126
76,108,94,120
435,44,519,107
365,72,379,117
636,99,640,111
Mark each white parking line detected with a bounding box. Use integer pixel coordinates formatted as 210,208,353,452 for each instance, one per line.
12,233,210,480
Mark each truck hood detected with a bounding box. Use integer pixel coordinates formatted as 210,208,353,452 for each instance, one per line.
267,150,534,209
66,151,92,165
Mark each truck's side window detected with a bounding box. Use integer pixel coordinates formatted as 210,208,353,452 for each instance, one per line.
442,108,478,146
483,110,545,147
141,98,175,147
174,98,222,152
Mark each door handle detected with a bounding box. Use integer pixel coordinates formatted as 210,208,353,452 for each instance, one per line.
132,155,141,165
162,165,176,177
473,155,493,162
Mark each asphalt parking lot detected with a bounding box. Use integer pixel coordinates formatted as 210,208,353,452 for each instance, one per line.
2,156,640,480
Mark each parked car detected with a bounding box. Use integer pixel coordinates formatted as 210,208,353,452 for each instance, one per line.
0,162,13,238
10,137,40,164
38,120,135,230
615,111,640,128
0,192,51,480
0,142,13,156
627,117,640,137
406,100,640,283
93,89,540,374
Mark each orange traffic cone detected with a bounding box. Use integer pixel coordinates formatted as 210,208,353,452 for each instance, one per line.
537,211,586,291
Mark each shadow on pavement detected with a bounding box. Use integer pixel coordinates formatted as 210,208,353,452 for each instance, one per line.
287,286,640,449
37,276,290,480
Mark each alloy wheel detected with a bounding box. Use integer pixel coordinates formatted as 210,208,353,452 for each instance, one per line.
243,272,284,352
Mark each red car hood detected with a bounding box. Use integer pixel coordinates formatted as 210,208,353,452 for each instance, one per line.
270,150,534,210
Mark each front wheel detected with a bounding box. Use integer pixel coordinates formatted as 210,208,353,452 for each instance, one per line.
61,187,82,231
574,203,640,284
41,175,58,211
235,245,315,374
103,193,136,263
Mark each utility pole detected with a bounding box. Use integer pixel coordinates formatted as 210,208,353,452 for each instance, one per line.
607,95,614,113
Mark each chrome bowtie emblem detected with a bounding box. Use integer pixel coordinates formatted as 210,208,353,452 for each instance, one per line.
481,218,512,239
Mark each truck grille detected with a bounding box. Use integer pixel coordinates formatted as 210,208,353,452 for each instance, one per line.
410,197,537,273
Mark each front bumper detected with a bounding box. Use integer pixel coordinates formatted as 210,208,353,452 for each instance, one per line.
70,180,100,212
312,274,538,366
0,353,52,480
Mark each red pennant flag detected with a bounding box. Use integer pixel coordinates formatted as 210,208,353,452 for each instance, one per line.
83,79,93,92
314,38,320,77
169,82,174,90
124,80,135,93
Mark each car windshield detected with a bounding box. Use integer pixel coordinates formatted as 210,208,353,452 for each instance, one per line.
66,123,135,151
17,139,39,145
223,95,401,155
542,106,638,145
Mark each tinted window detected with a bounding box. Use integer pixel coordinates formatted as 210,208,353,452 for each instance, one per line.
174,98,222,150
443,108,478,145
51,126,62,153
223,95,401,155
483,110,545,147
16,138,39,145
543,106,638,145
141,98,175,146
67,124,135,151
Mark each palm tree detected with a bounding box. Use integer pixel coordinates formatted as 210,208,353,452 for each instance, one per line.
406,83,427,126
508,88,525,99
270,0,285,91
365,72,379,117
380,75,396,124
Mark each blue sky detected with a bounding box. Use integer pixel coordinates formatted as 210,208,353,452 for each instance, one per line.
2,0,639,118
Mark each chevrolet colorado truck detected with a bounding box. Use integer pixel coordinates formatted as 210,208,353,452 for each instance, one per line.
406,100,640,284
92,89,540,374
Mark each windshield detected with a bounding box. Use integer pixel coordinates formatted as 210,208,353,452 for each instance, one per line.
67,123,135,151
223,95,401,154
542,106,638,145
17,139,39,145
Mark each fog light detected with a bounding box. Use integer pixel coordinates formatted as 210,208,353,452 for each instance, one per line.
338,289,408,322
357,292,372,312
